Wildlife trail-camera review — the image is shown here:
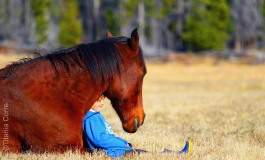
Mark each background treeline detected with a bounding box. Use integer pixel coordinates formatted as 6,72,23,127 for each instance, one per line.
0,0,265,55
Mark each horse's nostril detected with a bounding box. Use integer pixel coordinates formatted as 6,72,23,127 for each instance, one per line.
134,117,139,128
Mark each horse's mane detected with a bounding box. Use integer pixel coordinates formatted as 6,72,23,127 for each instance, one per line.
0,37,146,83
47,37,128,83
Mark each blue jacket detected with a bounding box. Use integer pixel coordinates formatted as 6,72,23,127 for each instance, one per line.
83,110,133,158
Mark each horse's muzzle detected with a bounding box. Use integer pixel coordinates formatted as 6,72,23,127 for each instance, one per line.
123,115,145,133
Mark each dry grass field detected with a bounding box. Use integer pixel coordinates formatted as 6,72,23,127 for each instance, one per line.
0,53,265,159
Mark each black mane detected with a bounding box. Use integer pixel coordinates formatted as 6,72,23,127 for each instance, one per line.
46,37,129,83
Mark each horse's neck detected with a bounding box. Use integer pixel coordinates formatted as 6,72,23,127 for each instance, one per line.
13,58,108,113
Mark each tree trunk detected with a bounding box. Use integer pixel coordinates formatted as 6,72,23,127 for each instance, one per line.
79,0,100,42
79,0,90,42
138,0,145,43
21,0,31,43
93,0,100,40
235,37,242,52
176,0,184,49
151,17,162,54
0,0,6,40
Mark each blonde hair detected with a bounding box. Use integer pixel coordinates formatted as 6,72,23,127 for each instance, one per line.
98,95,105,101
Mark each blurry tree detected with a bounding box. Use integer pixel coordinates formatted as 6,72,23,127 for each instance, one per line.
0,0,8,41
79,0,90,42
21,0,32,43
160,0,176,19
175,0,185,50
124,0,180,51
59,0,82,47
261,0,265,17
0,0,27,42
31,0,51,44
182,0,231,51
258,0,265,47
1,0,265,52
124,0,156,40
79,0,104,42
230,0,263,50
123,0,190,52
103,0,122,36
153,0,176,49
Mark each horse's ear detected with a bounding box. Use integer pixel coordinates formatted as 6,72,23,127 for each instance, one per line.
106,31,113,38
129,28,139,51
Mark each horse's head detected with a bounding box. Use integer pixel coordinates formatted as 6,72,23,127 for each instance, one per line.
105,29,146,133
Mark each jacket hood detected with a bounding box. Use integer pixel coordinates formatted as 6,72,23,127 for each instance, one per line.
83,111,99,121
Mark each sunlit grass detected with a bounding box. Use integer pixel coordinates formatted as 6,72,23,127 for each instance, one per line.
1,54,265,159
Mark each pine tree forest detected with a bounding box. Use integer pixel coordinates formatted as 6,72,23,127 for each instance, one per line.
0,0,265,56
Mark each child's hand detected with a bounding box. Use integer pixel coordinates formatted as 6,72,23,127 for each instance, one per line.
126,143,132,147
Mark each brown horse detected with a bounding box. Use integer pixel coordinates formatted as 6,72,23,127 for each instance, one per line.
0,29,146,153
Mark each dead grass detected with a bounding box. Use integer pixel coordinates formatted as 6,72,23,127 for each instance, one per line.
1,54,265,159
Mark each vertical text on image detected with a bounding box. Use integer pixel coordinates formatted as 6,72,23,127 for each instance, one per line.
3,103,9,151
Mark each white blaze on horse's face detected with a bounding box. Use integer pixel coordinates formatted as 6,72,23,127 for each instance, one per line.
106,29,146,133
